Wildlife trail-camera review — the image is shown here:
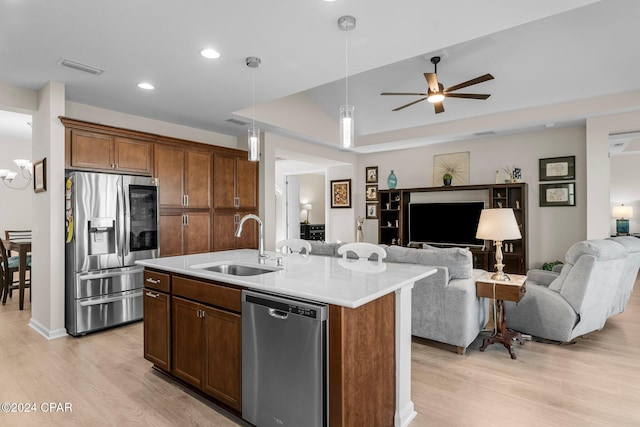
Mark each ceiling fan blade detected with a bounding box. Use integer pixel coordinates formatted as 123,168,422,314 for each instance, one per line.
392,97,428,111
443,73,494,93
434,102,445,114
445,93,491,100
424,73,440,93
380,92,427,96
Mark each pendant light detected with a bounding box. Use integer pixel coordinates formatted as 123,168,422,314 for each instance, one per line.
246,56,261,162
338,15,356,149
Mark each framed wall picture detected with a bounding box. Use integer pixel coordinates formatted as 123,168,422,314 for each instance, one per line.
433,151,470,186
365,166,378,183
366,203,378,219
540,182,575,207
33,158,47,193
539,156,575,181
330,179,351,208
365,184,378,201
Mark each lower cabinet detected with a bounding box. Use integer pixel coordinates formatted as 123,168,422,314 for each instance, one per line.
171,296,242,412
143,288,171,372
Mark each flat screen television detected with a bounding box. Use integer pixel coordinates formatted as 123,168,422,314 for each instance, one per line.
408,201,485,247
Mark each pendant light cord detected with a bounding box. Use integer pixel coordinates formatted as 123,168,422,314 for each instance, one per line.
345,30,348,106
252,73,256,129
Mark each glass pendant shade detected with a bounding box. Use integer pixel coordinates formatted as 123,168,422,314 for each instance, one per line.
340,104,354,149
248,127,260,162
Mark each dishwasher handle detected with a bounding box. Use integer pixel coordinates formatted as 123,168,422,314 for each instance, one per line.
268,308,289,320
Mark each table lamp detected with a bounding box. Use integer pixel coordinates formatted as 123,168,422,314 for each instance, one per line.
476,208,522,281
302,203,312,224
613,204,633,235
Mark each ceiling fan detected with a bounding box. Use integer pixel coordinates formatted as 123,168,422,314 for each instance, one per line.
381,56,494,114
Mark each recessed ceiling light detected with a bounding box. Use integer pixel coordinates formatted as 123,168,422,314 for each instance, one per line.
200,48,221,59
137,82,154,90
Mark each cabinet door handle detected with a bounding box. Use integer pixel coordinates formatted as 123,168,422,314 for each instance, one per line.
145,277,160,284
145,291,159,298
185,194,189,207
234,213,240,226
234,196,240,208
184,214,189,226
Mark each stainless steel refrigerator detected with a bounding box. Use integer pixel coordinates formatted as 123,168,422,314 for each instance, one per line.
65,171,159,336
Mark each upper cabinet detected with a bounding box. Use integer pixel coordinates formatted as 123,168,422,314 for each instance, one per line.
213,153,258,210
65,126,153,175
155,144,212,210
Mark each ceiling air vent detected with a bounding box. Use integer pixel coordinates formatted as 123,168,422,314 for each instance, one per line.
226,118,250,126
474,131,496,137
58,58,105,75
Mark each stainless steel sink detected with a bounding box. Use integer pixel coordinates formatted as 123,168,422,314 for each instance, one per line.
198,263,279,276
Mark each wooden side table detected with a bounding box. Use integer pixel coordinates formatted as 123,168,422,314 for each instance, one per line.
476,273,527,359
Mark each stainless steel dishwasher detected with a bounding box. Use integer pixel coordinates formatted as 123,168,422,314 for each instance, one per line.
242,290,328,427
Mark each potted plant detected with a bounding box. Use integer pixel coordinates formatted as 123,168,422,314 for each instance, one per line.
443,172,453,186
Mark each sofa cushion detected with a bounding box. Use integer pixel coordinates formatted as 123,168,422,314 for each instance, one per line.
383,245,473,279
308,241,339,257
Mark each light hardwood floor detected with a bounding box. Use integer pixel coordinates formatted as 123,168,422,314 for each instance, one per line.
1,280,639,427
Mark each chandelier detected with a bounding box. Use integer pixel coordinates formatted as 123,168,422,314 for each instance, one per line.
0,159,33,190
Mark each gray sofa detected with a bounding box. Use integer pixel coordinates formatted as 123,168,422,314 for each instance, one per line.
505,238,640,342
308,241,489,354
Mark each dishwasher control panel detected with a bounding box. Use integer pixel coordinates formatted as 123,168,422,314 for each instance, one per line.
244,292,325,320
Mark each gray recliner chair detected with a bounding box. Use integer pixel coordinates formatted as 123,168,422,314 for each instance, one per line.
608,236,640,316
505,239,628,342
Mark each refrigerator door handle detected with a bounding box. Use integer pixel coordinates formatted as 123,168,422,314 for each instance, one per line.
121,177,130,261
78,267,142,281
79,291,143,307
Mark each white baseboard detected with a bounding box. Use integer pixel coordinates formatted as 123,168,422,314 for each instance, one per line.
29,318,68,340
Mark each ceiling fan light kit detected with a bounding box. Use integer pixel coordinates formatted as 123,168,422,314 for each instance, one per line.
381,55,494,114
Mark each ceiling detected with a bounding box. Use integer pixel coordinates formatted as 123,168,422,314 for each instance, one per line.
2,0,639,154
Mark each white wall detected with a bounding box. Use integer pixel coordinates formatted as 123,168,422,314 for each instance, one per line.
358,126,587,268
298,174,325,224
0,131,33,230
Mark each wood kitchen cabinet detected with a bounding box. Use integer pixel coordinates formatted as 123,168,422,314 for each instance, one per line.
159,211,211,257
213,210,258,251
213,153,258,210
143,270,171,372
66,128,153,175
155,144,212,209
170,276,242,412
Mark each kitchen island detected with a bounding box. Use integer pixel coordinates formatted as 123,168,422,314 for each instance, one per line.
137,249,436,427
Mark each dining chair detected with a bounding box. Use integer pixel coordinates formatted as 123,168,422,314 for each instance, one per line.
276,239,312,255
337,242,387,263
5,230,32,251
0,238,31,305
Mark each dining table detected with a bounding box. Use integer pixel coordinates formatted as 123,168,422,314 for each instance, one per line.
2,239,31,310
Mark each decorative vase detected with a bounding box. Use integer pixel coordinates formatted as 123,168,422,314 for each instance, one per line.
387,170,397,189
443,178,452,186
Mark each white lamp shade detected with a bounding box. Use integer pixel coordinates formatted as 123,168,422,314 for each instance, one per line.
476,208,522,241
302,203,312,211
0,169,9,178
613,205,633,219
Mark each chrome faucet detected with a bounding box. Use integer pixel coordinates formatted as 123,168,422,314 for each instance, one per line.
235,214,267,263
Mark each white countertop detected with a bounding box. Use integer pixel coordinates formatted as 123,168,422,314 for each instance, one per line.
136,249,436,308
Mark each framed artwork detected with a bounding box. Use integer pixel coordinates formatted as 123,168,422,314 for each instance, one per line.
365,184,378,201
539,156,575,181
365,166,378,183
33,158,47,193
366,203,378,219
330,179,351,208
540,182,575,207
433,151,470,186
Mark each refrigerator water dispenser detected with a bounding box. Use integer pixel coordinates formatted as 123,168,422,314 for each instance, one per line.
88,217,115,255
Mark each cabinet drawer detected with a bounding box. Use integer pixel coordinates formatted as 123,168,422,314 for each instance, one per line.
476,281,526,302
172,276,241,313
144,270,170,293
